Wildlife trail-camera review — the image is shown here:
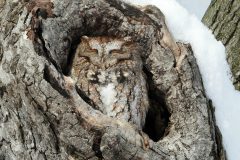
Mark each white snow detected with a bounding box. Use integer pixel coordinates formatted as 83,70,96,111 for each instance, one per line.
99,83,118,116
125,0,240,159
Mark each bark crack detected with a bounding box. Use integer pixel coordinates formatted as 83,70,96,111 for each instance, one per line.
92,131,104,159
224,15,240,46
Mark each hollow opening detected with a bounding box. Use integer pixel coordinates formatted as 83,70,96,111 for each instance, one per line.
51,32,170,142
62,35,82,76
143,66,170,142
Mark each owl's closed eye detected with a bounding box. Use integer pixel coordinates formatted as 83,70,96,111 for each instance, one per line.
74,36,133,68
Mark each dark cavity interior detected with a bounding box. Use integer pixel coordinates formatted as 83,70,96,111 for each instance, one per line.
143,66,170,142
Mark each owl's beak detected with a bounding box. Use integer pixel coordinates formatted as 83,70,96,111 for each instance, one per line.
101,57,104,63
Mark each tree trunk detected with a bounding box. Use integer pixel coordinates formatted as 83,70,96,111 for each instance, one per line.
202,0,240,90
0,0,225,159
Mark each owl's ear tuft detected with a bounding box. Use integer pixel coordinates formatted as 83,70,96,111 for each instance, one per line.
81,36,89,42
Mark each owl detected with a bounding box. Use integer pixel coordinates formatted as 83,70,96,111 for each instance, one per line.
71,36,149,129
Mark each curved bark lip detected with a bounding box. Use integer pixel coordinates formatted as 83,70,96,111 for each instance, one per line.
32,0,172,149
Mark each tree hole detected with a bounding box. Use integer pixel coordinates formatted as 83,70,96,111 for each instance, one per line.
143,66,170,142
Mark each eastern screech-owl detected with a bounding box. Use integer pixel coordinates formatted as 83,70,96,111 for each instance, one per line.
72,36,149,129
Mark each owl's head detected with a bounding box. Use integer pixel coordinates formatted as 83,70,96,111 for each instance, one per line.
75,36,137,68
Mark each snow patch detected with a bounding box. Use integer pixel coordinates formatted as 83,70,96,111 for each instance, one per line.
126,0,240,159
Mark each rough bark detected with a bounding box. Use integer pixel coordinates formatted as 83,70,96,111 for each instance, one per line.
0,0,224,159
202,0,240,90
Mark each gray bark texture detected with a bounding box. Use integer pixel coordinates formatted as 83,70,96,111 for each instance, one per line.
0,0,225,159
202,0,240,90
